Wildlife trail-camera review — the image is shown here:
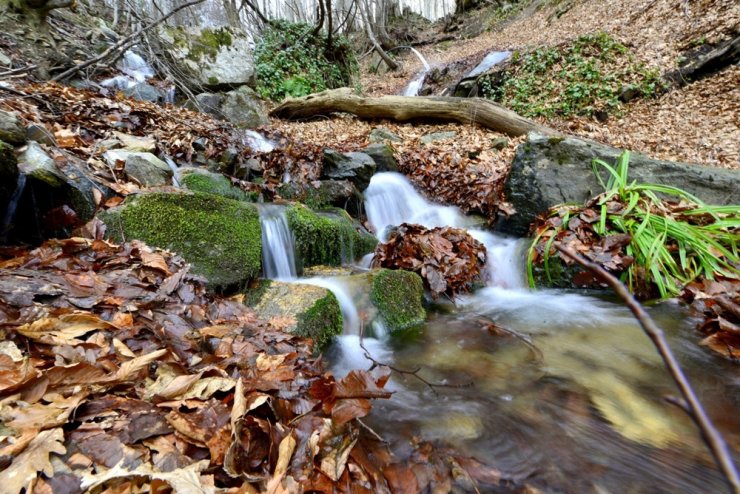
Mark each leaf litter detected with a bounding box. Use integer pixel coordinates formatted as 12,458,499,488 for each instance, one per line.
0,233,507,492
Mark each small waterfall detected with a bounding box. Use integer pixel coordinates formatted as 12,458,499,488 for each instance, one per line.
402,48,431,97
259,205,298,280
365,172,525,289
301,277,360,335
164,86,176,105
163,156,180,187
242,130,276,153
465,51,512,79
1,174,27,242
101,50,156,90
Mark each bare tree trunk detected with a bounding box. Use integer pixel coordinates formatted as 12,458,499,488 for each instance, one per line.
360,0,398,70
270,88,559,137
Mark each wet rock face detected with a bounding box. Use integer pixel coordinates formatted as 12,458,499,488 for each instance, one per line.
499,132,740,236
244,280,342,350
370,269,426,333
363,143,399,173
0,140,20,219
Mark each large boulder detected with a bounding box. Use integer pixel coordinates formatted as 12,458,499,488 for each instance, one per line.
322,150,376,191
0,110,25,144
99,192,262,289
103,150,173,187
244,280,342,349
286,204,377,270
162,26,255,88
499,133,740,235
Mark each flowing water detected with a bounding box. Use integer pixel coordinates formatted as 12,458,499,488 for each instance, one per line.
101,50,155,90
259,172,739,492
403,48,432,96
465,50,512,79
1,174,27,242
259,204,298,280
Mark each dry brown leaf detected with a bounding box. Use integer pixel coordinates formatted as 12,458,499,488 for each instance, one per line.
0,428,66,494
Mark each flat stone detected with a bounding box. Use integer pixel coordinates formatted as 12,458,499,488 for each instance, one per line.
369,127,402,144
122,83,163,103
104,150,172,187
26,124,56,147
420,131,457,144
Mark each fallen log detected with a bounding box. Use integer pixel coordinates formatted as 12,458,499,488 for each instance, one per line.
269,88,560,138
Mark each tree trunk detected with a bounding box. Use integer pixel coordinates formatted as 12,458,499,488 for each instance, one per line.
269,88,559,138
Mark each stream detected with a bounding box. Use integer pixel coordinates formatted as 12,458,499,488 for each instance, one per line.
260,172,739,492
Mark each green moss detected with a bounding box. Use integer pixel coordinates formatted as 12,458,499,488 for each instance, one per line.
296,290,343,349
180,171,256,202
207,76,219,85
286,204,377,269
99,192,261,289
242,279,273,307
370,269,426,333
189,27,234,62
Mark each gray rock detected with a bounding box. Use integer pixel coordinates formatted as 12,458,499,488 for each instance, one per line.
322,149,377,191
421,131,457,144
498,133,740,236
0,110,26,145
369,127,402,143
103,150,172,187
363,143,398,172
0,49,11,68
17,141,64,187
191,92,224,118
26,124,56,147
122,83,163,103
219,86,268,129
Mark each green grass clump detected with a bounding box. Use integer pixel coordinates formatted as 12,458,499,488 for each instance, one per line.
480,32,665,118
255,20,358,101
527,151,739,298
100,192,262,289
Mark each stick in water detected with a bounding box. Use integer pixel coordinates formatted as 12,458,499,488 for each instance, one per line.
555,243,740,493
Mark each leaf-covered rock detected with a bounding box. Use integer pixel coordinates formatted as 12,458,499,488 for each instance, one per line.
373,223,487,298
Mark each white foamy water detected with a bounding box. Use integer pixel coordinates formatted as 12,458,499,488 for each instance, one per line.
101,50,155,90
1,174,26,241
241,130,276,153
259,205,298,280
465,51,512,79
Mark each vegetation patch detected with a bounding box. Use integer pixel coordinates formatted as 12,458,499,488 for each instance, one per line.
100,192,262,289
189,27,233,62
286,204,377,269
480,32,665,118
254,20,358,101
180,170,257,202
527,151,739,299
370,269,426,332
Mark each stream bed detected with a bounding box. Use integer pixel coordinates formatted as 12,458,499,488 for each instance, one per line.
262,172,739,493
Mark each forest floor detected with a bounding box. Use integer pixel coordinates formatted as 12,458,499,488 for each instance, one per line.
357,0,739,169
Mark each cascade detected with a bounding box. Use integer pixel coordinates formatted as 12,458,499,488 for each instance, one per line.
241,130,276,153
465,51,512,79
402,48,432,96
1,174,27,242
164,157,181,187
259,205,298,280
101,50,155,90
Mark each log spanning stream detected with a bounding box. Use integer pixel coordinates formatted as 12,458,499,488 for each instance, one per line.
259,172,739,492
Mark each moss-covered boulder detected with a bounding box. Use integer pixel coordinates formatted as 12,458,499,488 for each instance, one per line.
286,204,377,270
245,280,342,349
99,192,261,289
277,179,361,215
370,269,426,332
178,167,256,202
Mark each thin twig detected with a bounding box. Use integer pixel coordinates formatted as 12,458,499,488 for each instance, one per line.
0,65,38,79
358,323,472,393
475,316,543,363
555,243,740,494
51,0,205,82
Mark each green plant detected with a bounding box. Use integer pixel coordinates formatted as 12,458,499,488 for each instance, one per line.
254,21,358,101
527,152,740,298
481,32,664,118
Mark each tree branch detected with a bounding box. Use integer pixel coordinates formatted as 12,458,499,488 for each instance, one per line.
555,243,740,494
51,0,205,82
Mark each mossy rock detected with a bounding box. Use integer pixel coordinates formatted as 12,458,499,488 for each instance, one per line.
0,140,19,208
178,168,257,202
370,269,426,332
286,204,377,270
244,280,342,349
99,191,261,289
